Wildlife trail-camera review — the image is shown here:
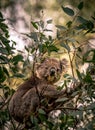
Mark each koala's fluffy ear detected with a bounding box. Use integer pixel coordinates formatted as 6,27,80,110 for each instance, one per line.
60,58,68,71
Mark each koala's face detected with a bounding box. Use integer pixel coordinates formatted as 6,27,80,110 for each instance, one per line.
36,58,67,83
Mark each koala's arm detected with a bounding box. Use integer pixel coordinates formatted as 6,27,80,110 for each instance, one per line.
39,85,66,98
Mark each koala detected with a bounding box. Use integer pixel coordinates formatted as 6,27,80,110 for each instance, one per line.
9,58,67,124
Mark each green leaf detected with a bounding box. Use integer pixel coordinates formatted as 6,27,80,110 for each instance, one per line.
0,18,5,22
25,46,29,52
66,21,72,28
56,25,67,30
0,22,8,29
86,21,94,30
56,97,68,102
87,102,95,110
77,16,88,24
0,55,9,64
43,29,53,32
0,12,3,18
78,2,84,10
84,73,92,83
30,116,39,128
61,6,74,16
91,16,95,21
0,34,10,45
83,50,95,63
38,108,46,115
10,89,15,96
11,40,16,46
0,37,11,53
0,67,3,78
71,91,79,97
3,86,15,97
48,45,59,52
30,32,38,42
0,47,9,55
40,20,44,29
12,54,23,65
13,73,25,78
60,42,70,52
31,21,38,30
38,44,46,53
0,22,9,37
31,47,35,54
76,69,82,81
0,67,6,82
3,67,9,77
47,19,52,24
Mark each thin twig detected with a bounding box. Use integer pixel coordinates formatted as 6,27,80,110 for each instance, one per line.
68,51,75,78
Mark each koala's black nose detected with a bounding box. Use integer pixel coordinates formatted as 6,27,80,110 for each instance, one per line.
50,68,55,76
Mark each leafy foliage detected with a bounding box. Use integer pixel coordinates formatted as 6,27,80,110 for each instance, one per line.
0,1,95,129
0,11,25,130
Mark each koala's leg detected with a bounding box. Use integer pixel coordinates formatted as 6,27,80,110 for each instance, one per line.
40,85,66,98
9,88,40,123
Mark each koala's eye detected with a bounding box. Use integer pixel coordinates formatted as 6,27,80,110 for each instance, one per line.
57,68,61,72
45,67,48,69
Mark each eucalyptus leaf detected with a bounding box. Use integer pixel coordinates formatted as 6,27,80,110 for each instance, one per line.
66,21,72,28
56,25,67,30
3,67,9,77
31,21,38,30
84,73,92,83
38,44,46,53
38,108,46,115
47,19,52,24
12,54,23,65
40,20,44,29
60,42,70,52
48,45,59,52
43,29,53,32
13,73,25,78
61,6,74,16
0,55,9,63
0,34,10,47
0,12,3,18
76,69,82,81
0,47,9,55
55,97,68,102
78,2,84,10
0,67,6,82
77,16,88,24
30,32,38,42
